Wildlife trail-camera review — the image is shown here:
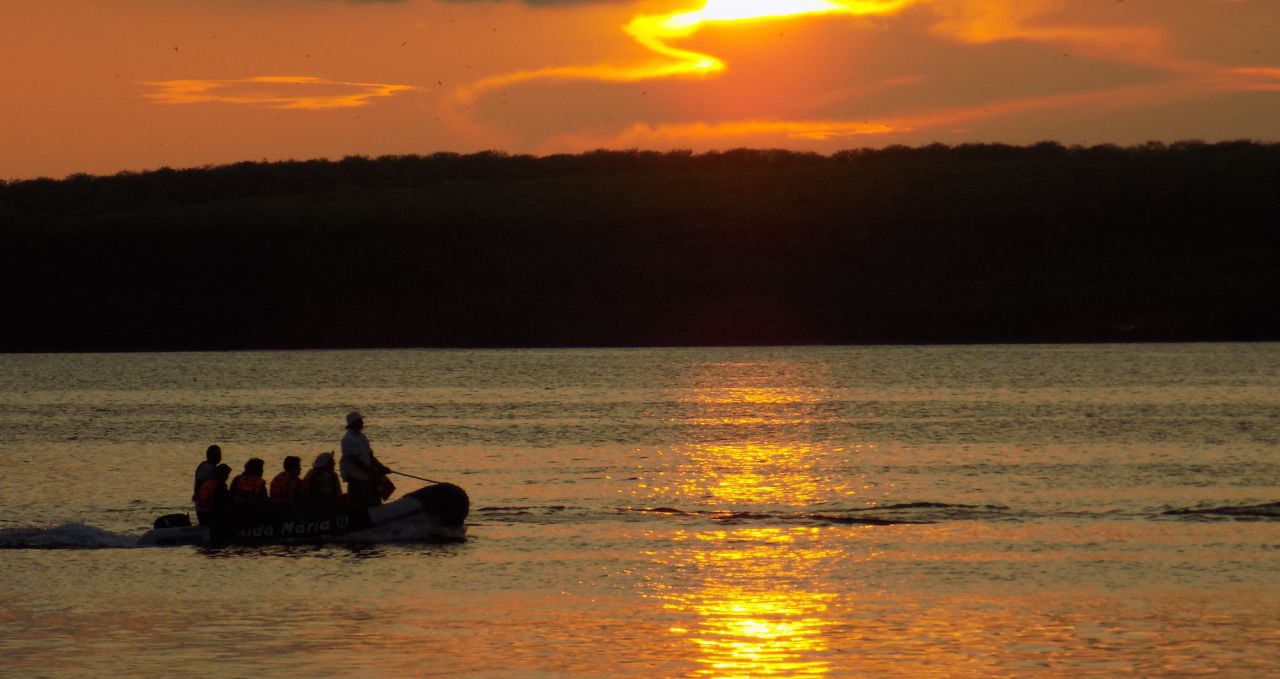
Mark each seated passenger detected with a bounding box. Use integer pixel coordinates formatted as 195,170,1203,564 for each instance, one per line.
192,444,222,510
228,458,270,523
269,456,303,519
195,463,233,527
301,452,343,516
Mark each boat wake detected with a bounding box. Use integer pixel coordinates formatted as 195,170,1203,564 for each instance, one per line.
1162,501,1280,520
0,523,140,549
476,502,1011,526
633,502,1010,526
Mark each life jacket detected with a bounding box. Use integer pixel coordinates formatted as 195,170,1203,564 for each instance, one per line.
270,472,298,506
230,475,267,511
196,479,222,513
192,461,215,502
302,468,340,497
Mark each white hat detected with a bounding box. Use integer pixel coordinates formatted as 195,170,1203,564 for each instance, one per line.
346,411,364,427
313,451,334,469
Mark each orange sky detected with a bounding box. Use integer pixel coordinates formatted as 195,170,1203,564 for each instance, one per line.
1,0,1277,179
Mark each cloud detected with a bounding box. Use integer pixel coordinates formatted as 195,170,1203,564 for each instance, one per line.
444,0,1248,151
586,118,902,145
1223,67,1280,92
455,0,1188,106
455,0,915,105
434,0,628,4
140,76,418,109
537,77,1221,152
926,0,1178,68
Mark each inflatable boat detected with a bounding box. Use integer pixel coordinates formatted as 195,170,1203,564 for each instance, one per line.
138,483,469,546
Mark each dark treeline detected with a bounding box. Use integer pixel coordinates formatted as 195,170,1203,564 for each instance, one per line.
2,142,1279,351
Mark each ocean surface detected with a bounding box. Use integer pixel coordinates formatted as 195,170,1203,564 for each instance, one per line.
1,344,1278,677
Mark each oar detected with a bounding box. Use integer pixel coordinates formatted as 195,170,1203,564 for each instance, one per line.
388,470,443,485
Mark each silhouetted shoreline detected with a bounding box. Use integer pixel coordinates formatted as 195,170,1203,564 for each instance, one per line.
3,142,1278,352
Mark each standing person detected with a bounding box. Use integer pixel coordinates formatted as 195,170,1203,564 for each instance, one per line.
269,456,303,519
339,411,390,509
302,451,342,516
192,445,222,508
228,458,270,523
195,463,232,527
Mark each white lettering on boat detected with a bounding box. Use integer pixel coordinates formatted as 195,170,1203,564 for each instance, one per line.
278,519,333,536
232,515,350,539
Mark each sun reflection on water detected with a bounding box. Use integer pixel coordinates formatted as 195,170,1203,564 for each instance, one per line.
655,528,847,678
657,365,856,508
679,442,828,506
643,359,858,676
684,385,824,406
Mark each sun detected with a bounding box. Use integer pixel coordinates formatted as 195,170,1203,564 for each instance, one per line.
669,0,867,27
625,0,914,76
451,0,917,129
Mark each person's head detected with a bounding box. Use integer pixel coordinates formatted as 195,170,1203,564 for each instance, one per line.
313,452,334,470
244,458,265,477
214,463,232,481
283,455,302,475
346,411,364,431
206,445,222,464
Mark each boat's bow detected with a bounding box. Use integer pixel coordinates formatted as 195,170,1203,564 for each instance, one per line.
405,482,470,527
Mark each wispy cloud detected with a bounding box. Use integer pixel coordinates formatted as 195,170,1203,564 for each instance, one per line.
559,118,903,148
538,77,1228,152
1222,67,1280,92
926,0,1181,70
141,76,417,109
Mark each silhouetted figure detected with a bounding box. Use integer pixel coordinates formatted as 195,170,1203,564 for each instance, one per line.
301,451,343,516
339,411,390,509
192,444,222,508
228,458,269,523
269,456,303,519
195,463,232,527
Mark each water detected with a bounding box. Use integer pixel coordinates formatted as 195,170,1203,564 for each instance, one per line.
1,344,1278,677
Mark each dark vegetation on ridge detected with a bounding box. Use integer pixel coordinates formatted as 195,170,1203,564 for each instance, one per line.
2,142,1278,351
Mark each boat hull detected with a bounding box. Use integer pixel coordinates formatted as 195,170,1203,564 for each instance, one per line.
139,483,469,546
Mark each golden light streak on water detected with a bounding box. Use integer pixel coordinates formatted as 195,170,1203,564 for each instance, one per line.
655,527,847,678
662,363,849,505
685,385,820,406
666,442,827,506
643,357,858,676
